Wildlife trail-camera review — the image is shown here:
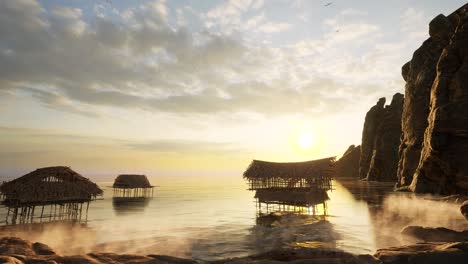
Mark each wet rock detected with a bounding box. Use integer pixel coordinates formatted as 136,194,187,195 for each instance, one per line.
409,6,468,194
0,256,23,264
335,145,361,178
0,237,35,256
359,98,386,179
366,93,404,182
401,226,468,242
149,255,199,264
32,243,55,256
461,200,468,220
375,242,468,264
0,237,199,264
214,248,367,264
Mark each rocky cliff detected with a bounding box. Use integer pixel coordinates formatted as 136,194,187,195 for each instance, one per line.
408,5,468,194
389,4,468,194
366,93,404,182
334,144,360,178
359,98,386,179
358,94,404,182
396,12,459,187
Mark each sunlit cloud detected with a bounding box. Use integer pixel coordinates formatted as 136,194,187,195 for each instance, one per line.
0,0,465,172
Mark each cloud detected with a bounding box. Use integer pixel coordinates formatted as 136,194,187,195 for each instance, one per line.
0,0,410,121
0,126,246,156
127,139,243,154
206,0,264,20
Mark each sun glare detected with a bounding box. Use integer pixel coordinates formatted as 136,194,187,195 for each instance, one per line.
298,131,315,150
288,122,324,157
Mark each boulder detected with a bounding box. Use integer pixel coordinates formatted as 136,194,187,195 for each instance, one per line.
375,242,468,264
401,226,468,242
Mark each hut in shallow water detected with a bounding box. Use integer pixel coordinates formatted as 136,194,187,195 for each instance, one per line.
0,166,103,225
243,157,335,214
112,174,154,198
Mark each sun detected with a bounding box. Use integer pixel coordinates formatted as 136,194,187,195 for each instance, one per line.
297,131,315,150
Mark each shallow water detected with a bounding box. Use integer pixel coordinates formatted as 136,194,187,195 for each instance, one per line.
0,176,466,261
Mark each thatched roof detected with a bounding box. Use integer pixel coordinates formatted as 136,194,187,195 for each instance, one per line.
243,157,336,179
113,174,152,189
255,188,329,206
0,166,103,206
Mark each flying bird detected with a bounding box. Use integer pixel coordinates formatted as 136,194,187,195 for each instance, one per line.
324,2,333,7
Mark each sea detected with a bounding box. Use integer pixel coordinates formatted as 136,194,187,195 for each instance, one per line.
0,175,467,261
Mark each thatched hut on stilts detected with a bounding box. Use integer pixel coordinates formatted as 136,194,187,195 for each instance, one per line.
0,166,103,225
243,157,335,215
112,174,154,198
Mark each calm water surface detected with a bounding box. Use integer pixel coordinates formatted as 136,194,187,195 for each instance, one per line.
0,176,466,261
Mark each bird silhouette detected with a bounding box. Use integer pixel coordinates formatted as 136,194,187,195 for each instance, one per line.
324,2,333,7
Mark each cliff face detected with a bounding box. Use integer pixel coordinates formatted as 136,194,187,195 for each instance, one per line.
409,7,468,194
396,14,457,187
335,144,361,178
358,94,404,182
359,98,386,179
366,93,404,182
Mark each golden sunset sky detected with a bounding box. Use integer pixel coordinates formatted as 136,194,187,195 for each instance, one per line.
0,0,465,177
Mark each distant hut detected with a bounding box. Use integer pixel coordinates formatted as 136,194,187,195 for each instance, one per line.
0,166,103,225
112,174,154,198
243,157,335,214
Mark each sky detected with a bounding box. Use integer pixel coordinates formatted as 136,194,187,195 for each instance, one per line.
0,0,465,177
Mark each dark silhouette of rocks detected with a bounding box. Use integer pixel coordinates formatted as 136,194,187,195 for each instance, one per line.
462,200,468,220
335,144,361,178
402,226,468,242
366,93,404,182
396,14,455,188
374,242,468,264
1,236,468,264
359,94,404,182
402,5,468,194
359,97,386,179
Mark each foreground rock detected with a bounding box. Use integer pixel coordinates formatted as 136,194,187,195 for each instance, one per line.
0,237,197,264
2,237,468,264
402,226,468,242
375,242,468,264
335,144,361,178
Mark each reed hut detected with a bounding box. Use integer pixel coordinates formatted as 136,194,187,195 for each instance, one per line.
0,166,103,225
243,157,335,214
112,174,154,198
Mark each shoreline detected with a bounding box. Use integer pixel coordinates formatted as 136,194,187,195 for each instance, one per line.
0,236,467,264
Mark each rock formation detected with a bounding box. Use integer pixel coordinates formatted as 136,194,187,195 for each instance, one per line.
462,201,468,221
334,144,361,178
366,93,404,182
358,94,404,182
396,15,451,187
402,226,468,242
1,236,468,264
359,97,386,179
405,5,468,194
